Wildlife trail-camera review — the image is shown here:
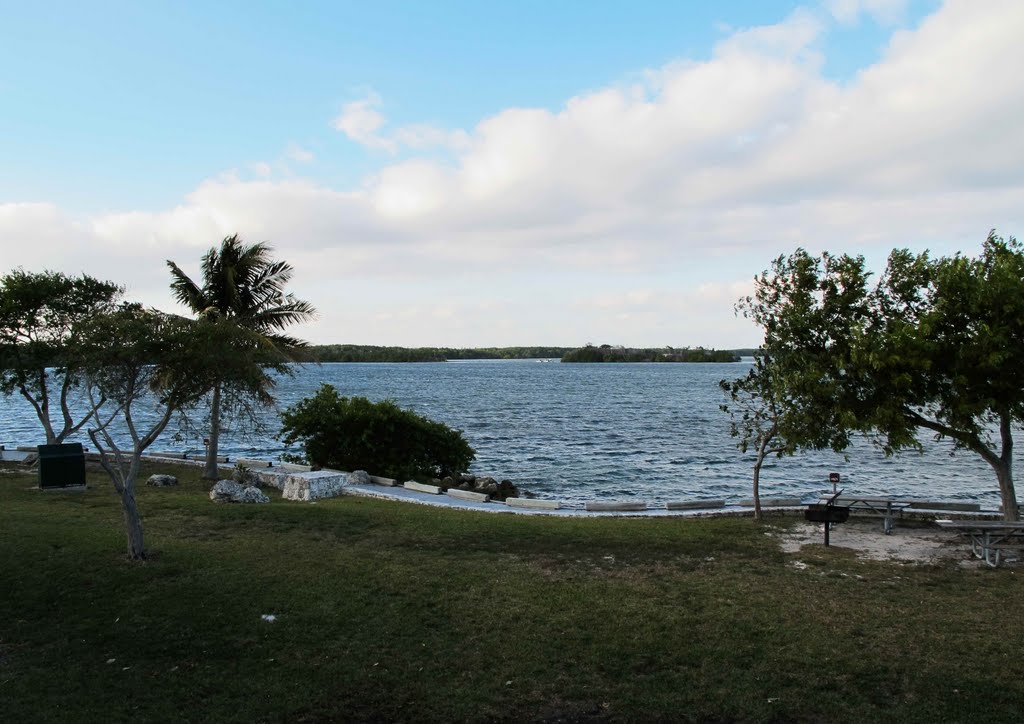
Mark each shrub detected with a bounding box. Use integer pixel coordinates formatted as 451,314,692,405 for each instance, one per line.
231,463,258,486
279,384,475,480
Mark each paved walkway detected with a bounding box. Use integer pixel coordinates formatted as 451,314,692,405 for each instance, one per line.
339,482,779,518
7,447,995,520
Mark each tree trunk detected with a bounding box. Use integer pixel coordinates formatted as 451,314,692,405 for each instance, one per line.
998,413,1018,521
752,452,764,521
987,412,1018,521
751,423,778,522
120,485,146,560
21,380,57,444
203,381,222,480
996,462,1018,521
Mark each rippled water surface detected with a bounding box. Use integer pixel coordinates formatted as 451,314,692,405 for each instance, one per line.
2,360,1018,507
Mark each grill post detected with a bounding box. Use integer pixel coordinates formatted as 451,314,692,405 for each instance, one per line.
804,489,849,547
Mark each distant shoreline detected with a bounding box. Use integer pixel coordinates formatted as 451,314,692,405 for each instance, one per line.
307,344,754,363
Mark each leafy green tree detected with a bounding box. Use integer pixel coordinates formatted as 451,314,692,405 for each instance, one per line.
80,306,275,560
723,250,873,519
280,384,475,481
0,270,122,444
858,234,1024,520
744,232,1024,520
720,354,795,519
167,235,316,479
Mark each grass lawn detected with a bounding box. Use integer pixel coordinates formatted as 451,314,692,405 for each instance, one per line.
2,460,1022,722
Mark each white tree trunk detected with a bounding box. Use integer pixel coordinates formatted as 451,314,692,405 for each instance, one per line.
203,381,222,480
120,486,146,560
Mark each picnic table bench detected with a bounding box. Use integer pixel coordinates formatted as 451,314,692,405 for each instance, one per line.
821,496,914,534
936,520,1024,568
819,496,983,535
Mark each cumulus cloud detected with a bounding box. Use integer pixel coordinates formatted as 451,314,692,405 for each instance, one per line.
331,91,470,155
827,0,910,26
3,0,1023,347
331,91,395,151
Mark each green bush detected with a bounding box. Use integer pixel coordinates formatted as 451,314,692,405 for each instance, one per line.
279,383,475,480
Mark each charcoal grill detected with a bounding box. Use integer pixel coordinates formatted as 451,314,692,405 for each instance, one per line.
804,490,849,546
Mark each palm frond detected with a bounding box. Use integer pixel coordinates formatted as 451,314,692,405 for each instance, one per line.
174,233,316,351
166,261,210,313
247,298,318,333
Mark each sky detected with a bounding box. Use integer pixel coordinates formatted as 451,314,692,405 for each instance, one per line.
2,0,1022,348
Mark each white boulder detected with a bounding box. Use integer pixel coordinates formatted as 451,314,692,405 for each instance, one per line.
146,474,178,487
210,480,270,503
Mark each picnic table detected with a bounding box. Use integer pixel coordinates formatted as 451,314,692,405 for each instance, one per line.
821,496,914,534
936,520,1024,568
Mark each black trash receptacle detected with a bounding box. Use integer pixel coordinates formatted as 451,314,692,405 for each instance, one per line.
38,443,86,489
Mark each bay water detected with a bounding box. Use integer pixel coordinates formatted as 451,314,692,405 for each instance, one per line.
1,360,1016,507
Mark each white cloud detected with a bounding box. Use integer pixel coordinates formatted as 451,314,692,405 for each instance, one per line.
568,283,759,346
827,0,910,26
331,92,395,152
331,91,470,155
393,124,471,151
250,161,273,178
718,7,825,58
3,0,1023,348
285,143,315,163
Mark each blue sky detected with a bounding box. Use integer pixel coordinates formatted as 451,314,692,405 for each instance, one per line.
2,1,914,210
2,0,1022,347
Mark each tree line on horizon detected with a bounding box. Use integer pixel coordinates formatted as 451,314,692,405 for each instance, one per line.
307,343,749,363
307,345,574,362
561,344,740,363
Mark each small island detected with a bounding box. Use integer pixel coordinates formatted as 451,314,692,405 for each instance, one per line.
561,344,740,363
308,345,574,363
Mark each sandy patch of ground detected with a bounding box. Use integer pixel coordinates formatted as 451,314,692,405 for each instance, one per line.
770,518,975,565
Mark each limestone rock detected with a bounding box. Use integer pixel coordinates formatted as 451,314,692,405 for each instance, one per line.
445,473,520,501
146,474,178,487
210,480,269,503
477,478,499,495
236,486,270,503
347,470,372,486
210,480,244,502
282,471,348,501
497,479,519,500
255,469,290,490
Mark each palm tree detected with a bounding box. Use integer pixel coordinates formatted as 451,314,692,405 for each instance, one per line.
167,235,317,479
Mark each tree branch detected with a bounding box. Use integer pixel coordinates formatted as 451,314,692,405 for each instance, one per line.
905,409,999,468
58,371,75,441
